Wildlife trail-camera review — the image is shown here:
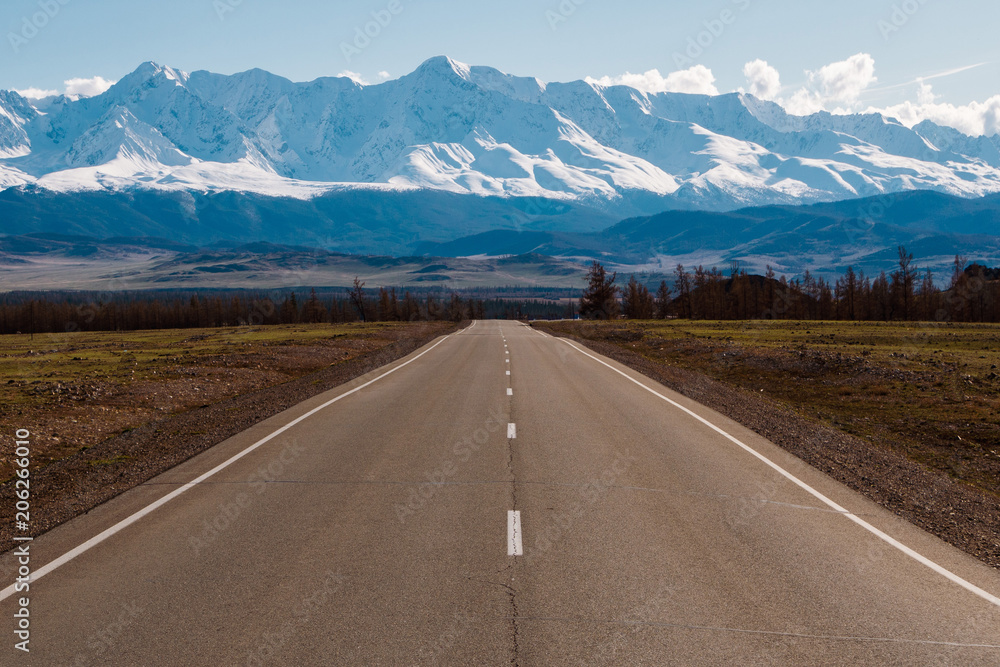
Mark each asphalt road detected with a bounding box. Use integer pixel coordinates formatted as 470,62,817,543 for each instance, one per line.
2,320,999,665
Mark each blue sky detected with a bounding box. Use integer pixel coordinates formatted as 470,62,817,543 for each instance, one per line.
3,0,1000,132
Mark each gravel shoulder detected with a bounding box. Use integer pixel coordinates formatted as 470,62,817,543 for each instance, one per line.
535,321,1000,570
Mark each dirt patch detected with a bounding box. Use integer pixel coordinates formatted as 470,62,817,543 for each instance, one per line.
536,321,1000,569
0,321,456,553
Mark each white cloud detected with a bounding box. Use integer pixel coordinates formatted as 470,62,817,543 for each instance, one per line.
337,70,370,85
742,59,781,101
662,66,719,95
14,87,58,100
63,76,115,98
774,53,878,115
916,79,937,105
15,76,114,101
586,65,719,95
871,82,1000,136
588,54,998,137
784,88,825,116
338,70,391,85
810,53,877,107
764,55,999,136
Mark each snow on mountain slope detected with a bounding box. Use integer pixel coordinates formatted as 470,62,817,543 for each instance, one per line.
64,106,189,168
0,90,36,159
3,56,1000,210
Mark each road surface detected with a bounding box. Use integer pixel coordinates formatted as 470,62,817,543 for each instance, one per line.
2,320,999,665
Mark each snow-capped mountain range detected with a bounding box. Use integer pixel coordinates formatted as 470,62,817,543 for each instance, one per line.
3,56,1000,211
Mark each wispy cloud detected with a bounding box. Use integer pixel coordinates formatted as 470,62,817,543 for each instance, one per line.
16,76,115,101
336,70,392,86
586,65,719,95
14,87,58,100
866,62,988,95
64,76,115,98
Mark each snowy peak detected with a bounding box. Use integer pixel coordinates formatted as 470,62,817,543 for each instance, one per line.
117,61,188,87
466,66,546,104
0,90,38,122
412,55,473,82
0,90,37,158
912,119,1000,167
3,58,1000,210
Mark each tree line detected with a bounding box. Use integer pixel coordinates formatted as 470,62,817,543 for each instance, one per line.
580,249,1000,323
0,283,571,336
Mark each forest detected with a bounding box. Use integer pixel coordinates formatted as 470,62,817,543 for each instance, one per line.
3,247,999,335
0,283,572,336
581,249,1000,323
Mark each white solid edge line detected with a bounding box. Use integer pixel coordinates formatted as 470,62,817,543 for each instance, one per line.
529,325,550,338
556,337,1000,609
508,423,517,439
508,510,523,556
0,329,465,603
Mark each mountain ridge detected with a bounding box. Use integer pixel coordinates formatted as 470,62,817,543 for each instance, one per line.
1,186,998,280
3,57,1000,212
414,190,1000,278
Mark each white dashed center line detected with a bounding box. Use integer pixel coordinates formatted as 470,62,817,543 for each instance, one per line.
508,510,523,556
507,423,517,439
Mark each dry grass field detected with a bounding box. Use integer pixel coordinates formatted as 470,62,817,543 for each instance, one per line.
540,319,1000,500
0,322,449,481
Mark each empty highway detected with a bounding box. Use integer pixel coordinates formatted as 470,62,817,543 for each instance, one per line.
2,320,999,665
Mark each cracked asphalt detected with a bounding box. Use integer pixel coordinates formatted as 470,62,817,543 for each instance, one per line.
1,320,999,665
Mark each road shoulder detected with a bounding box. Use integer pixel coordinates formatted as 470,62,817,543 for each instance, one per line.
534,322,1000,571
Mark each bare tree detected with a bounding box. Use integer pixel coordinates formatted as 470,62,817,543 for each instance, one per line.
674,264,692,319
304,288,327,323
655,280,672,319
919,268,937,321
891,246,917,320
350,277,367,322
840,266,858,320
447,293,467,321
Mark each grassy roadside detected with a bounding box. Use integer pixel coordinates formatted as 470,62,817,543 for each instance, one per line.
0,322,443,481
0,321,457,549
536,320,1000,500
535,319,1000,567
